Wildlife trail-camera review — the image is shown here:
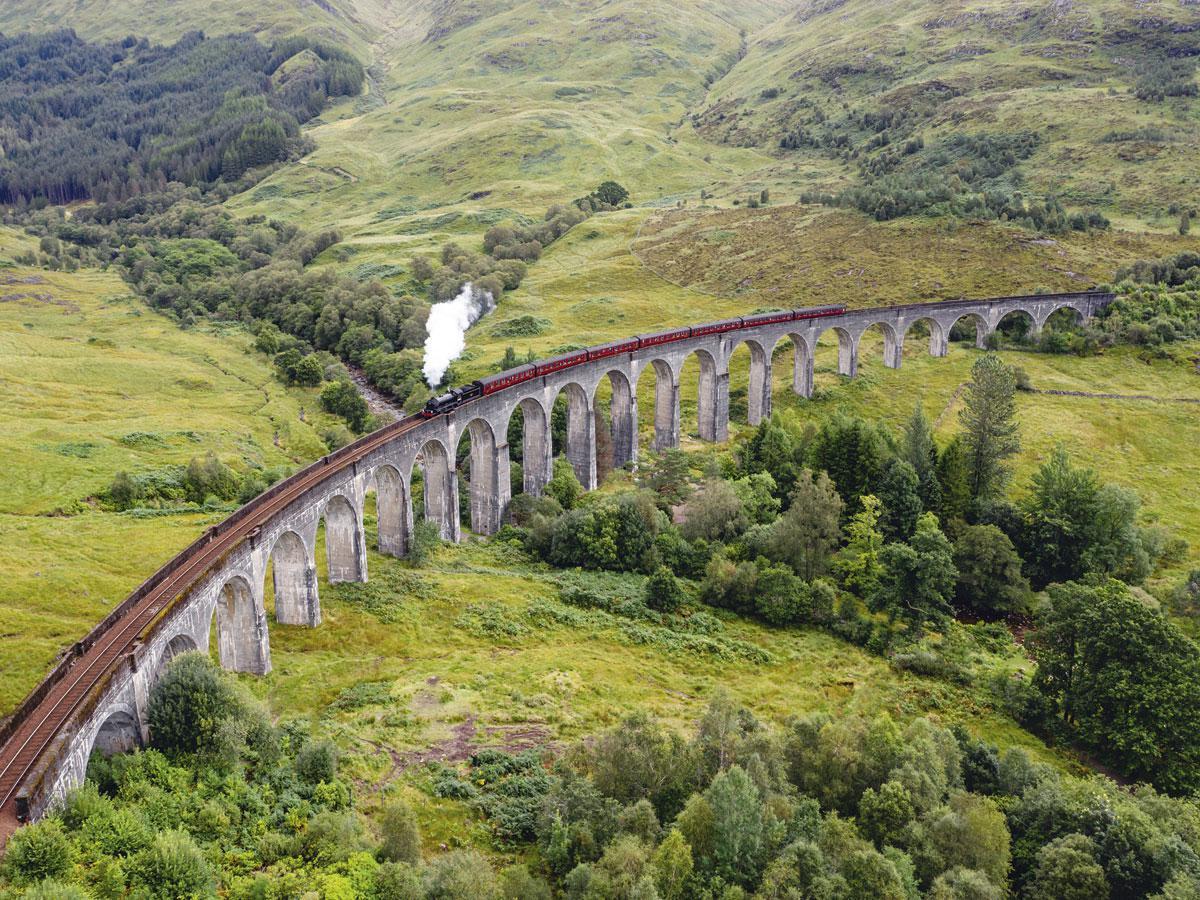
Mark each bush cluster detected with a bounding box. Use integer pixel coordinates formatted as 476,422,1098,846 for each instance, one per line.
104,453,289,512
503,351,1187,789
426,695,1200,898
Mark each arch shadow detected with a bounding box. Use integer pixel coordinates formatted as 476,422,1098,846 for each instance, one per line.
213,575,268,674
268,529,318,626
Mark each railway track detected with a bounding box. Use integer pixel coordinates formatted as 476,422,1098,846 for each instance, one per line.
0,414,424,836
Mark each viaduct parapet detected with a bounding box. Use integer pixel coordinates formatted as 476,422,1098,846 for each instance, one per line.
0,290,1111,830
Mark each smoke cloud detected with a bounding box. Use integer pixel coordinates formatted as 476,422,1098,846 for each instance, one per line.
423,282,495,387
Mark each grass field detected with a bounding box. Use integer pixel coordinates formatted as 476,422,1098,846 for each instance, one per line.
0,229,338,713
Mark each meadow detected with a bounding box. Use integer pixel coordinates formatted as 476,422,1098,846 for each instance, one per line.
260,533,1065,850
0,228,338,713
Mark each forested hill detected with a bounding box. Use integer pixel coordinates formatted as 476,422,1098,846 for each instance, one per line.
0,30,364,205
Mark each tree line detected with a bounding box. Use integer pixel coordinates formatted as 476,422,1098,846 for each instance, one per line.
8,656,1200,898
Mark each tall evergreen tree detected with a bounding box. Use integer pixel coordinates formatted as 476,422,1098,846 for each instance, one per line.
935,435,972,527
902,402,941,509
812,412,889,514
877,458,923,541
959,354,1020,505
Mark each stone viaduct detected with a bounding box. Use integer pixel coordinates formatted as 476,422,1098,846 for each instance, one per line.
0,290,1110,827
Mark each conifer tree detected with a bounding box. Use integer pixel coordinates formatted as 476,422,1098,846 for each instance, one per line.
959,354,1019,505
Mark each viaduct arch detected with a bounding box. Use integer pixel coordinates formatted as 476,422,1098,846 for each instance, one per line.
0,291,1111,829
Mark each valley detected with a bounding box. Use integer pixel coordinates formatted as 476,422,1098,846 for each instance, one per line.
0,1,1198,897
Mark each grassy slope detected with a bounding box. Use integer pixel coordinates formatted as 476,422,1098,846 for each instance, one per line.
0,228,336,714
696,0,1200,221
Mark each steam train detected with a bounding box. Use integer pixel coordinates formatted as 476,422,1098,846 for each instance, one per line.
421,304,847,418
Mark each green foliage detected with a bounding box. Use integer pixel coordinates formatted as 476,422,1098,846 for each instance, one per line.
952,524,1030,617
764,468,843,581
1019,445,1158,587
877,458,923,541
858,780,916,848
1134,56,1199,102
0,30,362,205
740,414,811,500
703,765,766,887
928,792,1011,888
959,355,1019,505
274,349,325,386
407,519,442,567
681,479,748,542
812,412,889,513
1024,833,1108,900
585,181,633,207
754,566,833,627
126,830,215,899
874,513,958,631
423,849,500,899
546,456,586,510
147,652,245,756
640,448,693,509
545,492,663,572
935,436,973,526
296,739,340,784
834,495,885,600
320,379,370,432
645,565,686,613
378,799,422,864
2,819,73,884
902,403,942,514
1030,580,1200,793
652,830,694,900
929,867,1002,900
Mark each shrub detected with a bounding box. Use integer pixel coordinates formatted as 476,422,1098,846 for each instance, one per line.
147,652,243,756
645,566,686,613
546,456,585,510
126,830,214,899
378,799,422,864
296,739,340,784
753,562,812,626
407,518,442,566
423,849,501,900
498,864,552,900
680,479,748,542
2,819,73,884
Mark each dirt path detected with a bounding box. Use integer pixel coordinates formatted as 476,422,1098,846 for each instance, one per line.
1027,388,1200,404
934,381,969,428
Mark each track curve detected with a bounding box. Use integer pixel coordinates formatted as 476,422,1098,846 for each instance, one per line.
0,414,425,835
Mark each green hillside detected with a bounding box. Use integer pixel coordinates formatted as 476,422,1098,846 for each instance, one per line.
0,227,338,712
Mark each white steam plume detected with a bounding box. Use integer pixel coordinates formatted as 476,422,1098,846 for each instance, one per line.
423,282,495,387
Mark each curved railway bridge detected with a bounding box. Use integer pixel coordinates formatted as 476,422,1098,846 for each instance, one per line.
0,290,1111,834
